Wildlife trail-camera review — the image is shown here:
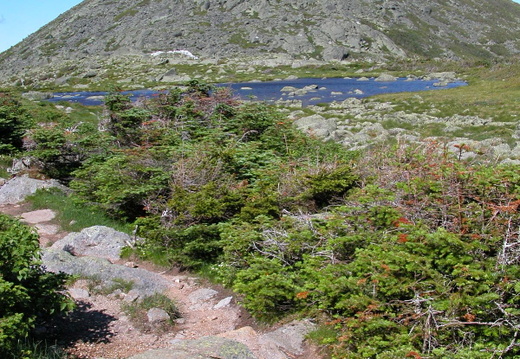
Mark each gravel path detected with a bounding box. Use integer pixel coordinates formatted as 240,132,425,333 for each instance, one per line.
0,202,322,359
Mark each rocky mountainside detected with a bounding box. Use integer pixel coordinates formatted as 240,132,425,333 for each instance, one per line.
1,0,520,85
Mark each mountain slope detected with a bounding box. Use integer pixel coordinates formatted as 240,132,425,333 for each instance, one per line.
1,0,520,84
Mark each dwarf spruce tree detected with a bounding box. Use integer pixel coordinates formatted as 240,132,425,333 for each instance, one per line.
0,93,31,154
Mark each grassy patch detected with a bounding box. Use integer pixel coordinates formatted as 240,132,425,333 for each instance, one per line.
0,155,13,178
26,188,131,233
84,275,135,296
12,339,67,359
121,293,180,333
114,8,138,22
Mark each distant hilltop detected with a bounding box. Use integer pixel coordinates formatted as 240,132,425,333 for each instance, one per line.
2,0,520,86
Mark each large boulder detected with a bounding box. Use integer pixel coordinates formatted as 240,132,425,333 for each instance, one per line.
0,175,66,205
42,248,172,299
126,336,258,359
218,320,316,359
322,46,349,61
51,226,132,262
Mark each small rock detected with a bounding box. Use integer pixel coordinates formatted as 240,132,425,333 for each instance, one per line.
174,318,186,325
147,308,170,324
83,71,98,78
68,288,90,300
214,296,233,309
188,288,218,303
20,209,56,224
35,223,60,236
124,289,141,303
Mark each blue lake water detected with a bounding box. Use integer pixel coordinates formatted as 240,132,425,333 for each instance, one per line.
47,77,466,106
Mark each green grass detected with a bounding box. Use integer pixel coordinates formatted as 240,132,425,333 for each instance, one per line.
84,275,135,295
26,188,131,233
11,339,68,359
0,155,13,178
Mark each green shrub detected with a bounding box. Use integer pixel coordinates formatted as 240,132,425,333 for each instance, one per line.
0,214,73,356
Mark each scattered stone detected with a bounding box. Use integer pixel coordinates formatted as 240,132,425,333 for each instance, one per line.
433,81,448,87
127,337,258,359
425,71,458,82
303,84,318,91
294,114,337,138
21,91,54,101
86,95,105,101
280,86,297,92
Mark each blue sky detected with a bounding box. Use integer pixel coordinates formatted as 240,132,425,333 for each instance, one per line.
0,0,83,52
1,0,520,53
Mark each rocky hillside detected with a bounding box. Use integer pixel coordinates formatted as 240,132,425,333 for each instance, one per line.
1,0,520,85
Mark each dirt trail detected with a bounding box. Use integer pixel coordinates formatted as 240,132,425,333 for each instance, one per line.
0,203,321,359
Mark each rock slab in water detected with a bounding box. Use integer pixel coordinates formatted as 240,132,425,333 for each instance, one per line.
0,176,65,205
126,336,258,359
51,226,132,262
